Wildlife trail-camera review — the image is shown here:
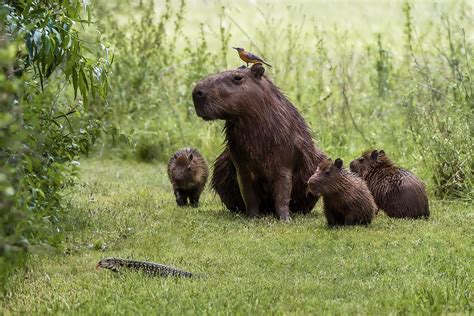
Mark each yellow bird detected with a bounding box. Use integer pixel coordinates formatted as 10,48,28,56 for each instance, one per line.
232,47,272,68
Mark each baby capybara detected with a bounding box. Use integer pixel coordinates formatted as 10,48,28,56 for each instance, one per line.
350,150,429,219
307,158,377,226
167,148,208,207
192,64,327,220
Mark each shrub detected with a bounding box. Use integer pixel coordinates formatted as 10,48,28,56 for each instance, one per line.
0,0,110,292
95,0,223,162
136,138,161,163
400,3,473,199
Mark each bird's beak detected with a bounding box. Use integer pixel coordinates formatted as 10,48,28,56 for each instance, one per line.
232,47,238,50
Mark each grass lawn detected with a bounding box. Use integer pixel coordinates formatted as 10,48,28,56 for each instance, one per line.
2,159,472,314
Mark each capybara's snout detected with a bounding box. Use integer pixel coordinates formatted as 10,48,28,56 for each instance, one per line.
192,85,205,102
192,82,211,120
192,83,206,106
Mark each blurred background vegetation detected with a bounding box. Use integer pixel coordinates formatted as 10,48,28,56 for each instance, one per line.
1,0,472,295
95,0,472,198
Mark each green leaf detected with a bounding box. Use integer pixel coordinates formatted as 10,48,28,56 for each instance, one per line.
89,67,96,99
43,34,51,56
72,67,78,99
78,69,88,105
80,68,89,91
64,54,77,76
87,6,91,23
24,158,33,173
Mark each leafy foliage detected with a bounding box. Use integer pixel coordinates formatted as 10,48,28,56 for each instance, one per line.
5,0,110,100
0,5,26,290
95,0,222,162
400,3,473,198
0,0,110,292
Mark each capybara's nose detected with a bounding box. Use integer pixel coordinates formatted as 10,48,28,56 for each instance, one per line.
192,85,206,104
195,90,204,98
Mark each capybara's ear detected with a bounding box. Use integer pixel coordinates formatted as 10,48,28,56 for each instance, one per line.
370,150,379,160
251,63,265,79
238,65,246,69
188,153,194,161
334,158,343,169
379,150,385,155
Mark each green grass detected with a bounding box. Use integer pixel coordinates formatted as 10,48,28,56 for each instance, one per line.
2,159,472,314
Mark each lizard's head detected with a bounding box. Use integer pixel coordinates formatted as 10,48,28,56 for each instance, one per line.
96,257,122,272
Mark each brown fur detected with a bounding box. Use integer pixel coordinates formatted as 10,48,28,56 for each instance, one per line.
350,150,430,219
211,148,246,212
192,64,326,220
308,158,376,226
167,148,208,207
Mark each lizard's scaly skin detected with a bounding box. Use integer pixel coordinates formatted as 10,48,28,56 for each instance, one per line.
97,257,193,278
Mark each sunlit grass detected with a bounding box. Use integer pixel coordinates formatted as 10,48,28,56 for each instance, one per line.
2,159,471,314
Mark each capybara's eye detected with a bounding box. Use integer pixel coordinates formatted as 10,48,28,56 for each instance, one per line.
233,75,243,82
325,170,330,175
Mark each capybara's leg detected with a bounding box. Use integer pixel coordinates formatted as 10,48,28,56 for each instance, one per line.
344,214,357,226
212,149,246,212
326,208,345,227
324,209,337,227
273,169,292,221
237,170,260,218
189,189,201,208
290,167,319,214
174,189,187,206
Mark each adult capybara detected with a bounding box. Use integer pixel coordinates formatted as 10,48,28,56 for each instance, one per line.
167,148,208,207
307,158,377,226
350,150,430,219
192,64,327,220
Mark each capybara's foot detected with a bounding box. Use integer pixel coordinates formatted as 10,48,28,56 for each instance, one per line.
247,210,260,218
280,216,292,223
176,197,187,206
190,199,199,208
277,209,291,222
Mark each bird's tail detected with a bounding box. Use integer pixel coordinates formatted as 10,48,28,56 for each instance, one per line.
262,61,272,67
